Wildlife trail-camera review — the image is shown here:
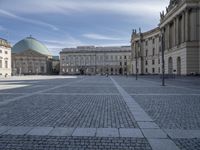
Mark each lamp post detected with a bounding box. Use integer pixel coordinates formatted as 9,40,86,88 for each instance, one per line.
161,29,165,86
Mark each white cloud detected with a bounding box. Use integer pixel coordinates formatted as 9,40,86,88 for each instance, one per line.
0,0,169,17
0,9,58,31
41,36,84,55
82,33,122,40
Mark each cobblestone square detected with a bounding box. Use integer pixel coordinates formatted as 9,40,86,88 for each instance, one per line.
0,75,200,149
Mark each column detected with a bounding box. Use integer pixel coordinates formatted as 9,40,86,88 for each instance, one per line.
185,9,189,41
175,16,179,45
173,18,176,47
182,12,185,43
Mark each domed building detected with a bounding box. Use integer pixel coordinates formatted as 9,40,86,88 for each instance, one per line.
12,36,53,75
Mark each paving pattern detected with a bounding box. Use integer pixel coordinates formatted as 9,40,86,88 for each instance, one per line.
0,135,151,150
0,75,200,149
0,95,137,128
132,95,200,129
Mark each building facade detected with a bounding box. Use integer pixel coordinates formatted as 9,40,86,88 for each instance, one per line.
0,38,11,77
60,46,131,75
12,37,53,75
131,0,200,75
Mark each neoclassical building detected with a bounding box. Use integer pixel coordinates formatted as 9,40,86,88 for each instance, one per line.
60,46,131,75
12,36,53,75
131,0,200,75
0,38,11,77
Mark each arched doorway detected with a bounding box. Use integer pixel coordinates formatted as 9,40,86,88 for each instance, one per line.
168,57,173,74
177,57,181,75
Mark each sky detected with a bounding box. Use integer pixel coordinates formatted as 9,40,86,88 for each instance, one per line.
0,0,169,56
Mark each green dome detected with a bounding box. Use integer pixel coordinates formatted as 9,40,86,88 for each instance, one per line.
12,37,51,56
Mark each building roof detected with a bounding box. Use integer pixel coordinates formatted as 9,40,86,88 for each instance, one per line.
61,46,131,53
0,38,11,48
12,36,51,56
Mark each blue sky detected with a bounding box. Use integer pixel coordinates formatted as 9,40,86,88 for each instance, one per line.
0,0,169,56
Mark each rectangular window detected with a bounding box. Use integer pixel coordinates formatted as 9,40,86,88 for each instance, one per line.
0,50,2,53
152,60,155,65
152,68,155,73
124,62,127,65
145,41,148,46
5,51,8,54
0,60,2,68
145,60,148,65
124,56,127,59
5,60,8,68
152,48,155,56
152,38,155,44
146,68,148,73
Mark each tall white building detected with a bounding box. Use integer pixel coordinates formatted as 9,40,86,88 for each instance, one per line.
131,0,200,75
60,46,132,75
0,38,11,77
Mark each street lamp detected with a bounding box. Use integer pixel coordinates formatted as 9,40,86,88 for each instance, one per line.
161,29,165,86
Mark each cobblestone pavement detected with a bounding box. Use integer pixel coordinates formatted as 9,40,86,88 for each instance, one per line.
132,95,200,129
0,95,137,128
173,138,200,150
0,135,151,150
0,75,200,149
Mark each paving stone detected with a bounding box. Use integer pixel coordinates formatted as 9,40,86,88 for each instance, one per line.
96,128,119,137
173,138,200,150
0,126,11,134
132,95,200,129
27,127,53,136
0,135,152,150
138,122,159,129
0,95,137,128
148,139,180,150
48,127,74,136
119,128,143,138
165,129,200,139
133,114,153,122
141,129,167,138
4,126,32,135
72,128,96,137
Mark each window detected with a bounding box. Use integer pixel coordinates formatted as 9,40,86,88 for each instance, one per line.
152,68,155,73
152,38,155,44
124,62,127,65
120,62,122,66
5,51,8,54
146,50,148,57
146,68,148,73
152,60,155,65
124,56,127,59
0,60,2,68
158,59,160,64
152,48,155,56
158,67,160,73
5,61,8,68
145,60,148,65
145,41,148,46
0,50,2,53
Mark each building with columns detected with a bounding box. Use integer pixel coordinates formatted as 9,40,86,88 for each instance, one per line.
0,38,12,77
12,36,53,75
60,46,131,75
131,0,200,75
